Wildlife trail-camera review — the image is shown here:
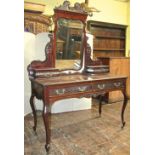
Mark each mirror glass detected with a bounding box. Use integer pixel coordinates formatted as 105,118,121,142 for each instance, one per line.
56,18,84,69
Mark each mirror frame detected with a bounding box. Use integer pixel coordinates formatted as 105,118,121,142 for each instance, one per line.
52,7,88,72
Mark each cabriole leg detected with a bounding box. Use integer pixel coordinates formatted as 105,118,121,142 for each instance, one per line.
42,103,51,152
121,91,128,128
30,94,37,132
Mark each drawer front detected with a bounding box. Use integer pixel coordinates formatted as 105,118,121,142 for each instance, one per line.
49,85,92,96
93,81,125,91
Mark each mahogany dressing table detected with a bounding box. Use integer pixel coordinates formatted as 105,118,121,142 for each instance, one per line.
27,1,128,152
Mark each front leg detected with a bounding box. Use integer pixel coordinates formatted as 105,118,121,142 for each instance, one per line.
121,90,128,128
30,94,37,132
42,103,51,152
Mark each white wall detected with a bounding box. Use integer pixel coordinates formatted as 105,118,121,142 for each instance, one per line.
24,32,35,115
24,32,92,116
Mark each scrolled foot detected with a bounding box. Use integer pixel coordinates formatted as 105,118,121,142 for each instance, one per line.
45,144,50,152
121,122,126,129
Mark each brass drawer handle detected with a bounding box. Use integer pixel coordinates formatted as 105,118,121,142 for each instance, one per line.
114,82,121,87
55,89,65,95
97,84,105,89
78,86,87,92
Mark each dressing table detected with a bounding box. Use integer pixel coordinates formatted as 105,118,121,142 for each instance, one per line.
27,1,128,152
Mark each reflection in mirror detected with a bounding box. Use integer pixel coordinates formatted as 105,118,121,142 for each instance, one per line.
56,18,84,69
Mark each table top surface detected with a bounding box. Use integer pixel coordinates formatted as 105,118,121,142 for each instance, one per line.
33,74,127,86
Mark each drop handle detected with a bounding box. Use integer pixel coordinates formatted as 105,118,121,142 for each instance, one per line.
97,84,105,89
78,87,87,92
114,82,121,87
55,89,65,95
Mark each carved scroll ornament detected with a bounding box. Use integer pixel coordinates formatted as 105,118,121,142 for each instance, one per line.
55,1,87,14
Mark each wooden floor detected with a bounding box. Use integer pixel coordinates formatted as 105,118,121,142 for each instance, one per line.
24,99,130,155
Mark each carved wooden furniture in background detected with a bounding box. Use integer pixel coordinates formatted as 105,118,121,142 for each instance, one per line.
24,11,51,34
87,20,127,58
27,1,128,152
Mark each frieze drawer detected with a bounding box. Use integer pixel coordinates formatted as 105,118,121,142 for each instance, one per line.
49,85,92,96
93,81,125,91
